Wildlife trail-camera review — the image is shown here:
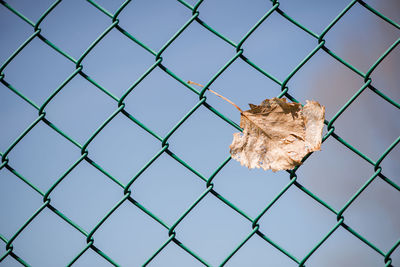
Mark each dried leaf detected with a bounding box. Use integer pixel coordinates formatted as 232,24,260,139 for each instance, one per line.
230,98,325,172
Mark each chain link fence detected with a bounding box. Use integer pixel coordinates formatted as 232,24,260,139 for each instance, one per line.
0,0,399,266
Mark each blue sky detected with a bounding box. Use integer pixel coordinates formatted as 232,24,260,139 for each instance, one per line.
0,0,399,266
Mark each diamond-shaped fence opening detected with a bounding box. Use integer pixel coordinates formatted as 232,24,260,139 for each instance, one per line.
0,0,399,266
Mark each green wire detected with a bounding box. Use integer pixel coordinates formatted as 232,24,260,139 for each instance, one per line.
0,0,398,266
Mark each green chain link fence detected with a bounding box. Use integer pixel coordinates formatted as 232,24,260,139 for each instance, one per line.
0,0,399,266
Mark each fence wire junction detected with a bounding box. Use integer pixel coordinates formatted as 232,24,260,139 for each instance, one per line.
0,0,399,266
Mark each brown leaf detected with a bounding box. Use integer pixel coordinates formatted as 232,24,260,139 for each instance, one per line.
230,98,325,172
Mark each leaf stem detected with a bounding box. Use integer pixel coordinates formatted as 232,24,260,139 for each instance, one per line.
188,81,243,113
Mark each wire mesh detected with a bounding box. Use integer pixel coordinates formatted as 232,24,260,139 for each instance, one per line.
0,0,399,266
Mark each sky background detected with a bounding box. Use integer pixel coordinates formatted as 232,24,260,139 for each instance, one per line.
0,0,399,266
